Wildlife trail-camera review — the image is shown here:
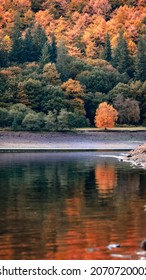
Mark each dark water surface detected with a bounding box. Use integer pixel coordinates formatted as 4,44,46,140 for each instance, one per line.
0,152,146,260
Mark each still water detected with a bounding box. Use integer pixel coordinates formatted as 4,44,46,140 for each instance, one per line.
0,152,146,260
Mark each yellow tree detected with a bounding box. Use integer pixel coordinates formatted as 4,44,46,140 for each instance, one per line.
94,102,118,129
61,78,85,114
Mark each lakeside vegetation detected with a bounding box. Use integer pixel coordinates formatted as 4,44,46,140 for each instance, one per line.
0,0,146,131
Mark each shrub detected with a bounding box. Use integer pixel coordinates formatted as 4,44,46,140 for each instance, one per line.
22,112,44,131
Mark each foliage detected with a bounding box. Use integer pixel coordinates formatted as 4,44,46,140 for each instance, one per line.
44,110,57,131
0,108,9,127
112,31,132,76
22,112,44,131
114,94,140,124
94,102,118,129
135,35,146,82
103,33,112,62
0,2,145,129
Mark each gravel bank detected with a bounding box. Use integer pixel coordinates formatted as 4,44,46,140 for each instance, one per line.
0,131,146,151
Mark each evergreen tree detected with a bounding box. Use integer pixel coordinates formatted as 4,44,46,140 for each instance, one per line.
22,28,36,62
112,30,131,75
33,24,48,61
135,35,146,82
103,34,112,62
39,42,51,67
30,0,45,12
56,40,73,81
50,34,57,63
0,49,8,67
9,14,24,63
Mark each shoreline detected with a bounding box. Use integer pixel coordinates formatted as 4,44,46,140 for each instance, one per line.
0,131,146,151
123,143,146,168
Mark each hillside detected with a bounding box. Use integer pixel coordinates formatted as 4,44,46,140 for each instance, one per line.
0,0,146,131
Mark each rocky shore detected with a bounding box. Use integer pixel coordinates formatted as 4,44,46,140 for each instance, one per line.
124,143,146,167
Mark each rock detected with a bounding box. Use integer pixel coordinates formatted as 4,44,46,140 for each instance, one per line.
140,240,146,251
127,154,132,158
107,244,121,250
124,143,146,167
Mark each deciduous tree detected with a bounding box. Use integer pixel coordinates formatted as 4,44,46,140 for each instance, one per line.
94,102,118,129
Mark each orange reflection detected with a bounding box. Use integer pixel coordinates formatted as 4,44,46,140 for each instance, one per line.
95,164,117,195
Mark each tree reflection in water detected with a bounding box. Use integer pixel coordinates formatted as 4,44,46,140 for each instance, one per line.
0,152,146,259
95,163,117,197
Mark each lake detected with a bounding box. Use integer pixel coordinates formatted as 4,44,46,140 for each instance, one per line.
0,152,146,260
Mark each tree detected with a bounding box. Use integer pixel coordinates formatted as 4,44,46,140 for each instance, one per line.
9,14,24,63
39,42,51,66
108,82,133,103
32,24,48,61
22,112,44,131
0,49,8,67
41,85,65,113
30,0,45,12
103,33,112,62
112,30,132,75
0,107,9,127
56,40,74,81
84,91,108,125
114,94,140,124
22,28,36,62
61,78,85,114
44,110,57,131
94,102,118,129
50,34,57,63
77,68,122,94
135,35,146,82
18,78,43,111
42,63,61,85
57,109,70,131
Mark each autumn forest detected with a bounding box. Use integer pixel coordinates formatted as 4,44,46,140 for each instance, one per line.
0,0,146,130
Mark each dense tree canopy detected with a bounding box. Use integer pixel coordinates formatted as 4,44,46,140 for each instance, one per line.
0,0,146,130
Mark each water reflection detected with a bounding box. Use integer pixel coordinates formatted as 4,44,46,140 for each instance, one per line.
95,163,117,197
0,152,146,259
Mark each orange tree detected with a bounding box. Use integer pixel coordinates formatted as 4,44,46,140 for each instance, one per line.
94,102,118,129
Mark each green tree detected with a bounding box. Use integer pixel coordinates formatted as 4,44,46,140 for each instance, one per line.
41,85,65,113
112,30,132,75
44,110,57,131
39,42,51,67
30,0,45,12
0,49,8,67
0,107,9,127
9,103,32,129
32,24,48,61
108,82,134,103
22,28,36,62
84,92,108,125
22,112,44,131
50,34,57,63
57,109,70,131
9,15,24,63
135,35,146,82
77,68,123,94
56,40,73,82
42,63,61,85
103,34,112,62
18,78,44,111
